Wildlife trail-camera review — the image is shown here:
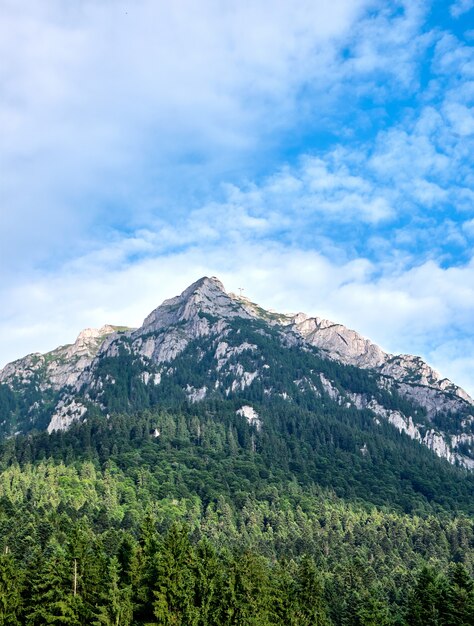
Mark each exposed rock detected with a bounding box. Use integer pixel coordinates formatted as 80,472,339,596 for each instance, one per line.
0,353,44,387
392,381,470,418
372,403,423,444
314,376,474,469
1,276,473,471
319,374,341,402
237,405,262,430
294,377,320,396
286,313,473,418
423,430,453,463
47,400,87,433
290,316,387,369
186,385,207,402
228,365,258,393
141,372,161,386
0,325,125,392
214,341,257,370
138,329,189,364
141,277,252,335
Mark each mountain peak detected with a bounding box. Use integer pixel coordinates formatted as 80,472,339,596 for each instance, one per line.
1,276,474,469
190,275,225,291
75,324,118,344
69,324,124,358
140,276,253,333
178,276,227,301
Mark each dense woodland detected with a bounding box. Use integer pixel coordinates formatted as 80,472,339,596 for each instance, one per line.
0,317,473,623
0,407,472,624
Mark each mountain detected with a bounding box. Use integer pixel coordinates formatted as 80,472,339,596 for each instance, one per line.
2,278,474,625
1,276,473,470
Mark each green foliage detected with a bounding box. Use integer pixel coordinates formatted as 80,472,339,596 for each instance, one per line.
0,380,59,437
3,395,473,516
0,456,470,624
26,541,82,625
0,317,473,622
93,557,133,626
293,555,331,626
0,551,24,625
153,524,199,625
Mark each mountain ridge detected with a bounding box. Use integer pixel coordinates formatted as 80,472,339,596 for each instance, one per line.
1,276,473,468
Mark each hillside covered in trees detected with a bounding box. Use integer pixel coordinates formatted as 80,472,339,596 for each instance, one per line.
0,279,473,624
0,404,473,624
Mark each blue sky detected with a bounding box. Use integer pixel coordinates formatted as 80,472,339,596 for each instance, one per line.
1,0,474,395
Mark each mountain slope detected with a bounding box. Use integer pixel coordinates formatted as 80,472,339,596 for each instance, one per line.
1,277,473,470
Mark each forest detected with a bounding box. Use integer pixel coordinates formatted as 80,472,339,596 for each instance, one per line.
1,318,473,624
0,404,473,624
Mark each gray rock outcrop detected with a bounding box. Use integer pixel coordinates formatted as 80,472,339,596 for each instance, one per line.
1,276,472,468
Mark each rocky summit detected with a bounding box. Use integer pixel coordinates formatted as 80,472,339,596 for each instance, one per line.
1,276,473,468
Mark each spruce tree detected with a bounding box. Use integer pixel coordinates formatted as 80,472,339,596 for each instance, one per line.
0,551,24,626
442,562,474,626
293,555,331,626
406,566,445,626
93,557,133,626
152,524,199,626
26,541,82,625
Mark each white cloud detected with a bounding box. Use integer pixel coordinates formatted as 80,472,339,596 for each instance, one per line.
339,2,431,89
444,102,474,136
1,0,374,277
1,237,473,395
463,218,474,237
450,0,474,18
1,0,441,282
429,339,474,398
1,1,474,402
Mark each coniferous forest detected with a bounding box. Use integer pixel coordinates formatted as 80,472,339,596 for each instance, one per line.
0,314,473,624
0,400,473,625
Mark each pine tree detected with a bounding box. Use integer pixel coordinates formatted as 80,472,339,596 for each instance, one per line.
268,560,300,626
218,550,272,626
133,511,160,623
442,562,474,626
68,520,104,623
193,539,221,626
354,586,392,626
406,566,445,626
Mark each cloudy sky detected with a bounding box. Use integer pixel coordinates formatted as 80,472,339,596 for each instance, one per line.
1,0,474,394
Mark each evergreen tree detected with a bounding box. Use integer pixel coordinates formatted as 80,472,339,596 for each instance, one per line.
26,541,82,625
354,586,392,626
133,511,159,623
293,555,331,626
93,557,133,626
152,524,199,626
406,566,445,626
193,539,221,626
442,562,474,626
218,550,272,626
0,551,24,626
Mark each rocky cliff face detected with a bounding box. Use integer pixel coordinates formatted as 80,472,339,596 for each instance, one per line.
141,277,253,333
0,325,127,392
286,314,472,414
1,277,473,468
